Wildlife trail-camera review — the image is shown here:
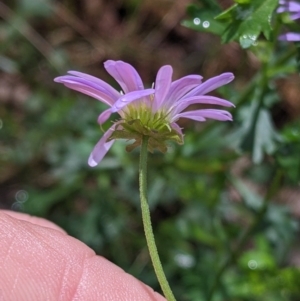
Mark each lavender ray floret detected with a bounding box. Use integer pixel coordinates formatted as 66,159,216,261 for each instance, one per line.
88,123,118,167
104,60,144,93
111,89,155,112
153,65,173,112
183,73,234,98
62,82,116,106
171,95,235,116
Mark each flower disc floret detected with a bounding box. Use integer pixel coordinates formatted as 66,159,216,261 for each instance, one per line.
123,99,171,131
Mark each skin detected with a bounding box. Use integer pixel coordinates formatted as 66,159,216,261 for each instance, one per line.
0,210,166,301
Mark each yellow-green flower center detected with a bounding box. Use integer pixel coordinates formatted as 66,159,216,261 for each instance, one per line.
123,102,171,132
108,99,183,153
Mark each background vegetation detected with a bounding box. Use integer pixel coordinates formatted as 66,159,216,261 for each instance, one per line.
1,0,300,300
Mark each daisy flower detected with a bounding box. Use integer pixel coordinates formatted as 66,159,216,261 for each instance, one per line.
55,60,234,167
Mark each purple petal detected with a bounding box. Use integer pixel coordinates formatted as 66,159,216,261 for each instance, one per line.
153,65,173,111
88,124,117,167
174,112,205,122
174,109,232,122
104,60,144,93
170,122,183,139
67,71,120,99
279,1,300,12
198,109,233,121
277,7,286,13
290,11,300,20
183,73,234,98
111,88,154,112
171,95,235,116
54,75,120,104
59,82,116,106
290,12,300,20
164,75,203,108
279,32,300,41
98,108,112,125
55,75,119,102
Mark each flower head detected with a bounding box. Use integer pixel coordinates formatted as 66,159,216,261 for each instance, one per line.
55,60,234,167
277,0,300,41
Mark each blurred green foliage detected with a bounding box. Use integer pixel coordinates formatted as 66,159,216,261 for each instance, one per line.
1,0,300,300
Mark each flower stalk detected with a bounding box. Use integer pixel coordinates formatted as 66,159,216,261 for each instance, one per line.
139,135,176,301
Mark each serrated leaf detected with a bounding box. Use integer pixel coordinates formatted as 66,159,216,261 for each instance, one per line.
229,100,281,164
238,102,281,163
216,0,278,48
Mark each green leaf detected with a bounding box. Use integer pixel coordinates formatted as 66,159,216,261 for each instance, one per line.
215,0,279,48
276,121,300,183
230,176,263,210
239,236,276,270
182,4,225,35
251,109,279,163
234,0,251,3
234,101,281,163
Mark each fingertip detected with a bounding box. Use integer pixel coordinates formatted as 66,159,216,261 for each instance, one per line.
73,255,166,301
0,210,166,301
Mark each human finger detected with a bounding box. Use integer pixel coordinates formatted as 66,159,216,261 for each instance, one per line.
0,211,166,301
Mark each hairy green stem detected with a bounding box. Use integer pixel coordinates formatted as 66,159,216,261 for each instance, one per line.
139,135,176,301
